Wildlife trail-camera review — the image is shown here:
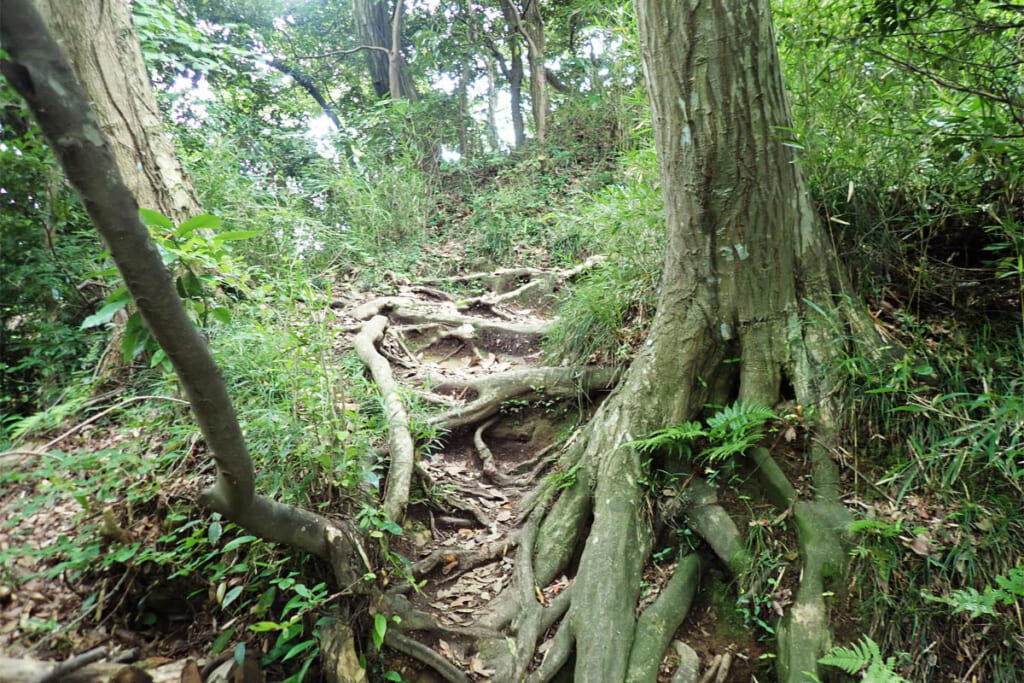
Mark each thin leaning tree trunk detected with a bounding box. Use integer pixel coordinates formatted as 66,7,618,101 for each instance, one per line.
1,0,338,563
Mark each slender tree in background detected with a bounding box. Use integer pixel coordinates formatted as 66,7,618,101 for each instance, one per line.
353,0,418,100
492,0,528,149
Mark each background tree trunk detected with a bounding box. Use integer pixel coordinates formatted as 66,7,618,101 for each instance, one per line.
496,0,526,150
34,0,202,225
485,57,501,151
353,0,417,100
521,0,547,145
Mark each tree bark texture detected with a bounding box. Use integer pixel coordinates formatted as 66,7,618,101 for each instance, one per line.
635,0,850,414
501,0,861,679
388,0,405,99
33,0,202,225
521,0,548,145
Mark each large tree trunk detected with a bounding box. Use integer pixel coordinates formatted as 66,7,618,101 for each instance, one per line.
34,0,206,379
34,0,202,225
463,0,872,681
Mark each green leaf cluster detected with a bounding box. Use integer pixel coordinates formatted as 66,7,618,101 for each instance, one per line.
818,636,910,682
926,566,1024,619
79,209,256,370
632,400,777,463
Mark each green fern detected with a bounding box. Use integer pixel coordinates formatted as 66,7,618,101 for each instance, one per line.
706,400,776,433
995,566,1024,597
819,636,910,682
925,566,1024,618
632,421,706,459
704,400,777,461
631,400,776,463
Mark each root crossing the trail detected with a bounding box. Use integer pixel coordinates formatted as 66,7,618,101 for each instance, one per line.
336,256,862,683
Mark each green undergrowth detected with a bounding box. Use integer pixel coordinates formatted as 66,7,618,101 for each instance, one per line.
0,92,107,434
181,132,435,291
834,316,1024,680
543,147,665,366
777,0,1024,324
0,284,433,678
430,95,639,271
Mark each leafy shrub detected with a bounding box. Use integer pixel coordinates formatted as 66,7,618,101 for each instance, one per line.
0,99,106,435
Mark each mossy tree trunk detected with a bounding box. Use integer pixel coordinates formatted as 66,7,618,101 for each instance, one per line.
494,0,871,680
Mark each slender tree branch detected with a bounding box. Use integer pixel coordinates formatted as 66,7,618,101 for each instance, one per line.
869,48,1024,126
544,68,571,93
284,45,392,60
268,59,342,129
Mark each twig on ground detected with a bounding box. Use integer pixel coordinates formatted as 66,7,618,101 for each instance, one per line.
32,646,107,683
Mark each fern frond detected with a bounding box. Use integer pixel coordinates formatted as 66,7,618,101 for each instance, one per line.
631,421,706,457
819,635,880,675
819,636,910,682
995,566,1024,598
706,399,776,435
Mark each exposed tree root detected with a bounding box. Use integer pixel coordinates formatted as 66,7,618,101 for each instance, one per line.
697,652,733,683
413,463,494,528
423,257,603,296
345,296,550,353
404,537,517,582
679,479,750,576
354,315,415,523
413,324,476,357
383,630,470,683
473,417,518,485
453,256,605,312
34,646,108,683
625,555,701,683
526,616,573,683
424,266,549,288
333,258,855,683
378,593,499,640
427,366,616,429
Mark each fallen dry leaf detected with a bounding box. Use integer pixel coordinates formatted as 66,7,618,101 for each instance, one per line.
470,656,496,676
